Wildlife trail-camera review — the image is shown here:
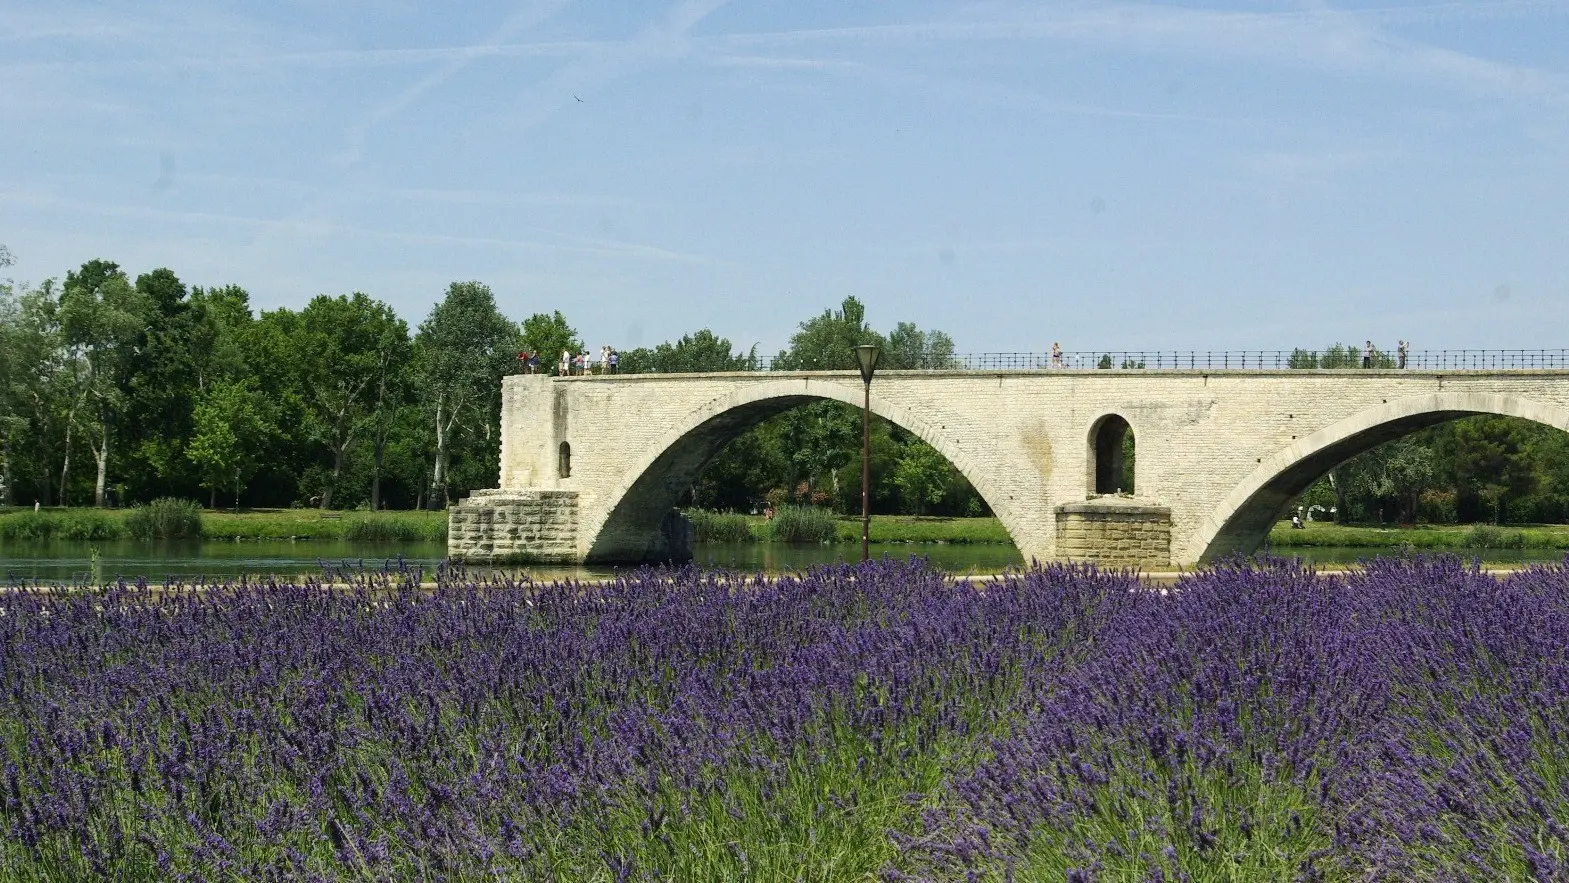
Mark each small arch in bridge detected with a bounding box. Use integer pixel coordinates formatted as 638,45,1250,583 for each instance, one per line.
558,442,571,479
1089,414,1135,495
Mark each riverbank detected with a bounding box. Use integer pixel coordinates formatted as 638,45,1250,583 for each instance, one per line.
0,507,449,542
687,510,1015,545
1266,520,1569,550
9,507,1569,554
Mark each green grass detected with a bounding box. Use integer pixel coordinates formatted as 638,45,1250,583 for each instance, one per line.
834,514,1014,545
683,511,1016,546
1266,520,1569,550
0,508,123,541
0,507,449,543
124,498,203,541
684,509,758,543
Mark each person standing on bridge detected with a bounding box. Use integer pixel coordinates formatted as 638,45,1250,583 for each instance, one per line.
1051,342,1063,368
1363,340,1373,369
1398,340,1408,369
608,348,619,374
559,349,571,376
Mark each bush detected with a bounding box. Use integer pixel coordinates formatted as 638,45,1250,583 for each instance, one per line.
685,510,756,543
766,505,837,544
0,509,123,541
342,515,447,543
124,498,203,541
1461,524,1527,550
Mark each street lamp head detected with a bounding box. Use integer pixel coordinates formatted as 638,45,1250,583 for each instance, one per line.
854,344,881,385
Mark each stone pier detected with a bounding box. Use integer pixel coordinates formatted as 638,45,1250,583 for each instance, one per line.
447,490,580,565
1054,497,1173,569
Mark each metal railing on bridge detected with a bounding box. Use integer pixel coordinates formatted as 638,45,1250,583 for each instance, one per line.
738,349,1569,372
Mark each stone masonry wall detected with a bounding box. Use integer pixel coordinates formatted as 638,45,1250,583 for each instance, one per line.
1055,498,1172,569
448,489,579,564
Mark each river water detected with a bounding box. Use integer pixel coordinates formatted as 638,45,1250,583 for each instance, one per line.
1,539,1564,583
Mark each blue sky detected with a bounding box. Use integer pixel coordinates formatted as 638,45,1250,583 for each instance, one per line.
4,0,1568,355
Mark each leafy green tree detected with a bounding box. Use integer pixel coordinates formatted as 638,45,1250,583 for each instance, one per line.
892,441,948,514
187,285,254,393
59,260,151,506
619,329,757,374
883,322,956,370
272,293,409,509
771,296,881,370
117,268,209,499
1,279,67,505
519,311,582,376
1288,348,1319,369
0,255,25,506
414,282,516,509
187,379,274,510
1301,342,1394,369
1433,416,1538,524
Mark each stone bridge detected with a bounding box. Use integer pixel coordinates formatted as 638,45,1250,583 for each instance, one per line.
448,369,1569,568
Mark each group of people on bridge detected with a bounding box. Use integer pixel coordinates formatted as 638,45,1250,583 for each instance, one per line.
516,346,620,376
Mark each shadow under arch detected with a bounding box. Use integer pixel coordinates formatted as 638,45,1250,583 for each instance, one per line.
583,377,1023,563
1188,391,1569,563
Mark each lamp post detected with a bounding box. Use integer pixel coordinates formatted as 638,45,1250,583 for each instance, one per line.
854,344,881,563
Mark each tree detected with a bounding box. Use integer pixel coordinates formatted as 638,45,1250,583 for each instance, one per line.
1,279,67,505
59,260,150,507
519,311,581,376
277,293,409,509
415,282,517,509
1433,416,1538,524
0,258,25,506
884,322,956,370
892,441,948,514
772,296,880,370
187,379,274,510
619,329,757,374
187,285,254,392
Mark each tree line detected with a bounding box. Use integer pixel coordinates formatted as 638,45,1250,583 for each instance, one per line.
0,251,980,515
2,248,1563,524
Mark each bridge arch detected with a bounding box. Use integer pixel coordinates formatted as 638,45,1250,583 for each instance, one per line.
1087,413,1136,495
582,377,1023,563
1188,391,1569,562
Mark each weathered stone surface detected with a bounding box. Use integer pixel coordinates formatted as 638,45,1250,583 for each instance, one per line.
456,370,1569,565
1056,497,1172,568
447,490,580,564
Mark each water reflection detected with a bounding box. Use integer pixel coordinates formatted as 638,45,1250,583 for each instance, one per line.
0,539,1025,583
1,538,1562,583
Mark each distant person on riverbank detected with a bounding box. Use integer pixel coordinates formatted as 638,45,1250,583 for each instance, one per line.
1363,340,1373,369
1398,340,1408,369
1051,342,1063,368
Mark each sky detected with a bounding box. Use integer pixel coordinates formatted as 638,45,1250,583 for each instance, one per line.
3,0,1568,357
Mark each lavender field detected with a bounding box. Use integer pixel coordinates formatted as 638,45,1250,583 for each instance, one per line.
3,557,1568,881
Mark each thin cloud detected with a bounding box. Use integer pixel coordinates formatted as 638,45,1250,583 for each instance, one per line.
0,187,718,266
714,2,1569,107
1241,148,1404,179
389,187,637,209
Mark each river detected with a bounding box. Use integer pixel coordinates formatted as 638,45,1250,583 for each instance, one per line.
1,538,1564,583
